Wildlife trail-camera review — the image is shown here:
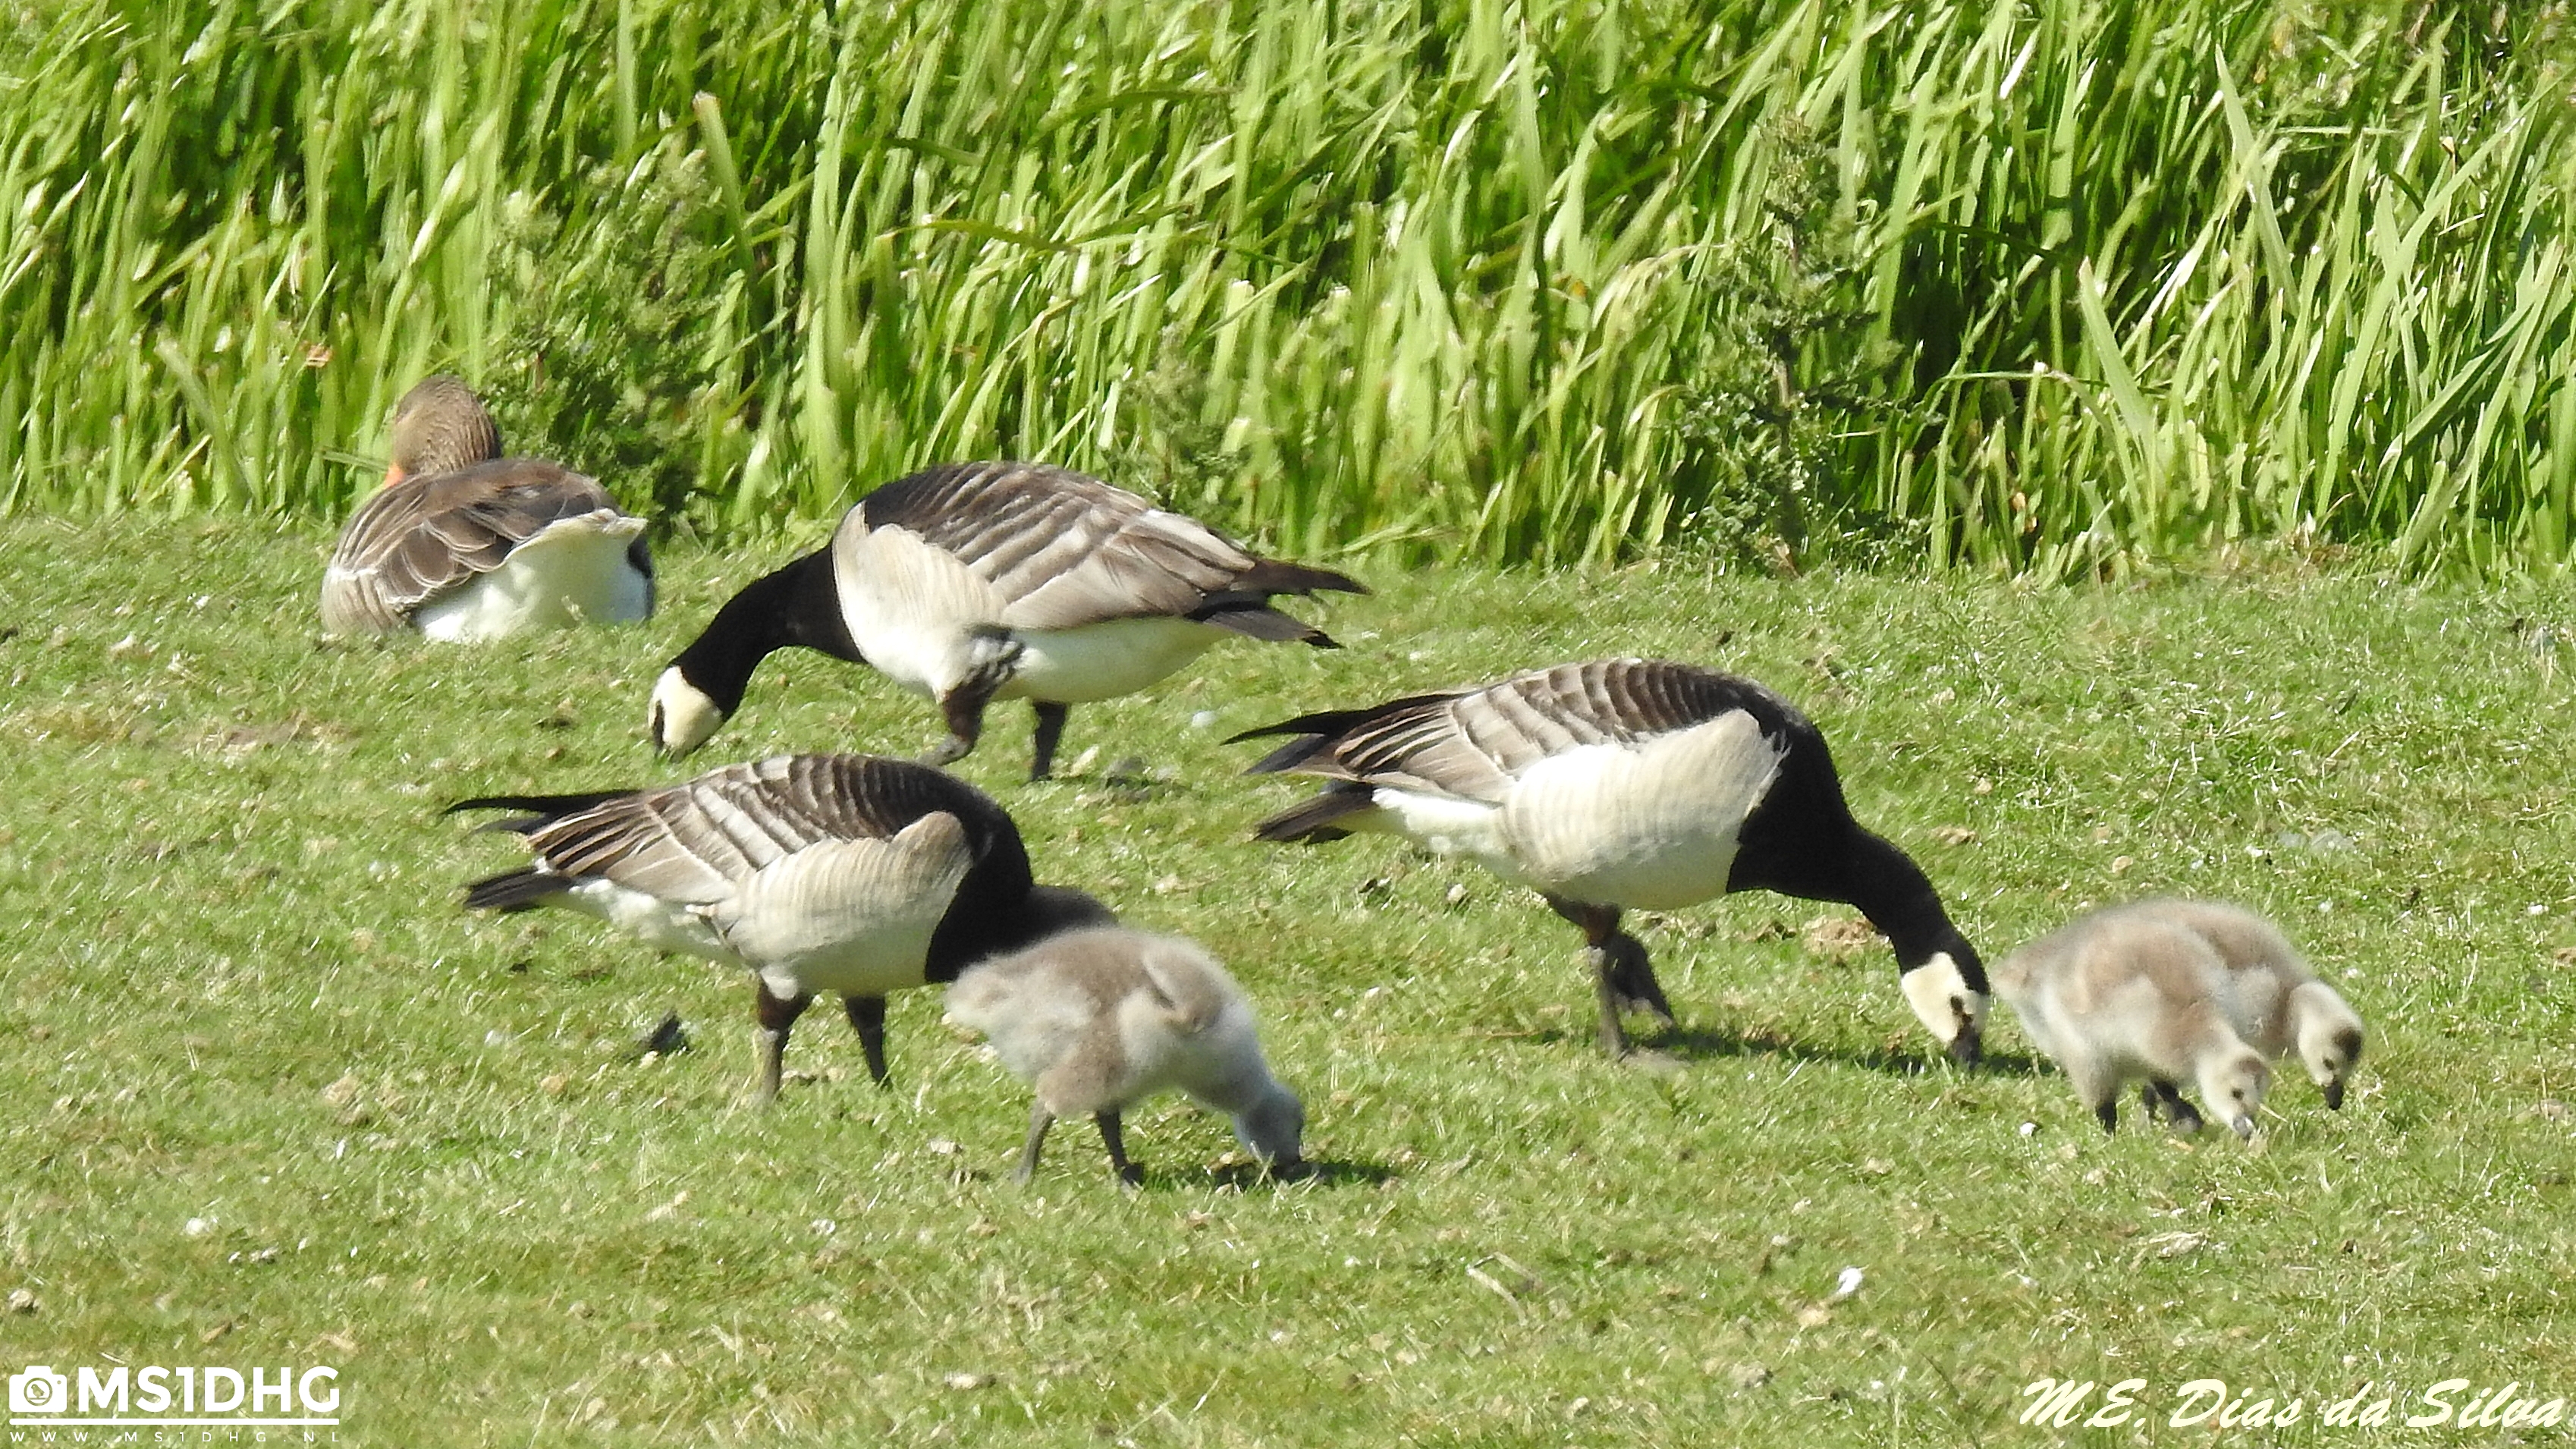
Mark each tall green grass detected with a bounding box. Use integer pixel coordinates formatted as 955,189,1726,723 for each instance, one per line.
1,0,2569,572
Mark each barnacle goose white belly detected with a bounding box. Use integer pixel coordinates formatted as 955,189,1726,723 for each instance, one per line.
1234,658,1989,1063
452,753,1109,1102
646,461,1367,780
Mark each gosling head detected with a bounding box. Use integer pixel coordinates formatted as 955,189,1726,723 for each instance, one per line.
649,665,730,756
2289,981,2366,1110
1233,1085,1306,1177
2194,1044,2273,1141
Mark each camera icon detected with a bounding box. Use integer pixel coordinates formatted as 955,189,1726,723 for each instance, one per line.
9,1366,70,1414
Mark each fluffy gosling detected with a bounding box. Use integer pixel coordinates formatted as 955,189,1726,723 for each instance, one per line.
947,928,1304,1185
2110,898,2365,1110
1996,908,2271,1138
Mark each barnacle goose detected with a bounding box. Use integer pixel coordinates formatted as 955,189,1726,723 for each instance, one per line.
1233,658,1988,1062
647,461,1365,779
453,754,1110,1101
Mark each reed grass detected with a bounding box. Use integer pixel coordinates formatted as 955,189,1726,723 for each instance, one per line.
1,0,2570,573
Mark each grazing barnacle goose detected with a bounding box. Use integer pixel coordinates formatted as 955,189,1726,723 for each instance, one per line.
647,461,1367,779
1233,658,1989,1062
1993,906,2276,1139
947,926,1305,1187
320,375,653,640
451,754,1111,1102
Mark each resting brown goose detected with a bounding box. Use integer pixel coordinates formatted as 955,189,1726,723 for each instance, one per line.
1233,659,1989,1062
320,376,652,640
452,753,1110,1101
647,461,1366,779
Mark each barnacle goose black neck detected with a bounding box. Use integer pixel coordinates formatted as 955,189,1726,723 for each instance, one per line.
1233,658,1988,1062
452,753,1111,1102
320,375,653,640
648,461,1366,779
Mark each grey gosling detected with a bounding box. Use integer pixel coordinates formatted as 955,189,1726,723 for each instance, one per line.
1995,907,2273,1138
946,927,1305,1185
2058,898,2365,1111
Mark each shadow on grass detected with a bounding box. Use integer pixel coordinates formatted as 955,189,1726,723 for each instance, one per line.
1128,1158,1397,1192
1509,1020,2052,1080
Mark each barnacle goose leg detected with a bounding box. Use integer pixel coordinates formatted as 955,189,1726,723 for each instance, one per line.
843,995,890,1086
1013,1101,1054,1184
1601,931,1674,1024
1095,1109,1142,1187
924,637,1020,768
2142,1080,2202,1133
1029,702,1072,782
753,985,814,1105
1545,896,1673,1057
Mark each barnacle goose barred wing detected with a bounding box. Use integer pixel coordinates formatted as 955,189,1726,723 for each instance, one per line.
853,462,1362,633
321,460,635,634
1239,660,1803,803
460,755,1032,909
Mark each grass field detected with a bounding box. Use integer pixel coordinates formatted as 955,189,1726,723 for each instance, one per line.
3,518,2573,1444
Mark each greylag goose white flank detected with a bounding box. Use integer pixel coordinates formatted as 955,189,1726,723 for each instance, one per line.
947,927,1304,1185
453,753,1110,1101
647,461,1366,779
1233,658,1989,1062
1993,906,2278,1137
321,375,653,640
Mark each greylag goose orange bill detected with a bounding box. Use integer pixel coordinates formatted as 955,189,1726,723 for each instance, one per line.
319,375,653,640
647,461,1366,780
450,753,1111,1102
947,927,1303,1187
1233,659,1988,1064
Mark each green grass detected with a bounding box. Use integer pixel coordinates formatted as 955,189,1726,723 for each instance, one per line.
3,519,2574,1444
4,1,2575,572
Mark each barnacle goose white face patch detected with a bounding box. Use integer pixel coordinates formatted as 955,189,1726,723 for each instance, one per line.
650,666,727,755
414,512,650,641
1497,710,1786,910
1900,951,1988,1048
